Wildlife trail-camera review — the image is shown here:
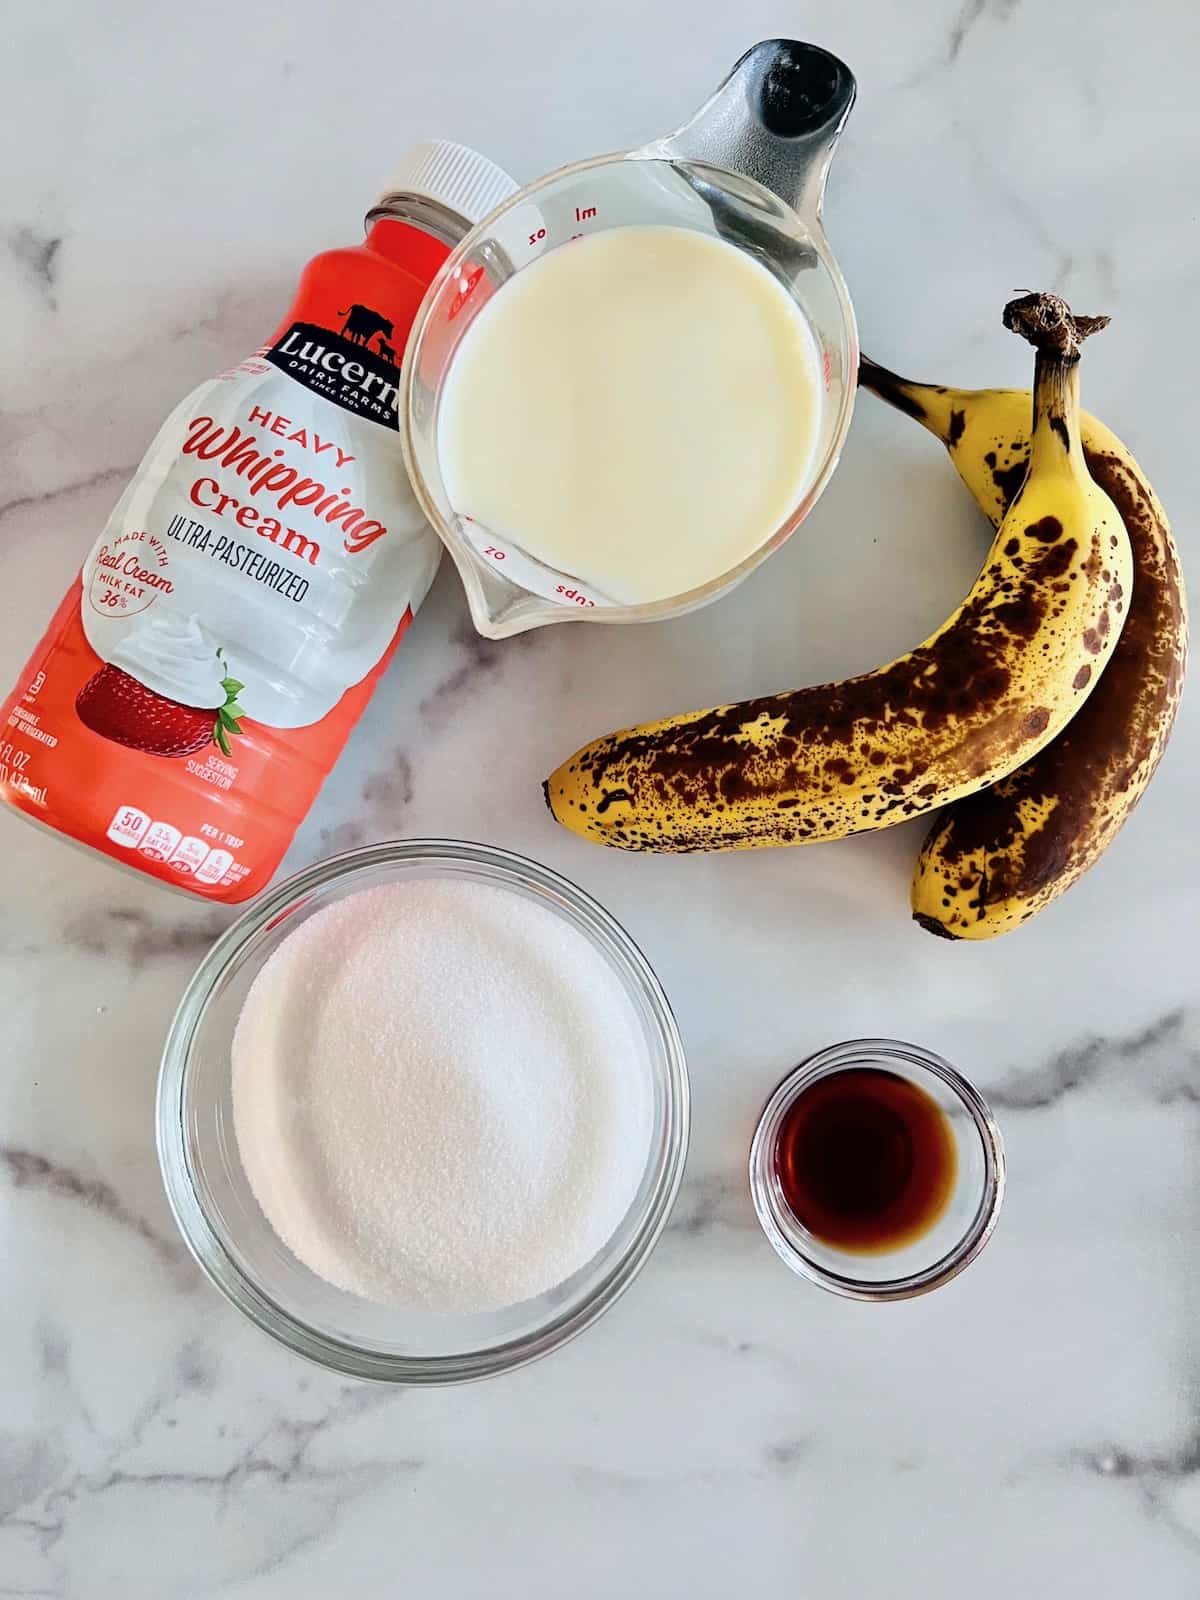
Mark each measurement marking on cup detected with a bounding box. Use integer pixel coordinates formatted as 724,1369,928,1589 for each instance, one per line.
575,206,597,222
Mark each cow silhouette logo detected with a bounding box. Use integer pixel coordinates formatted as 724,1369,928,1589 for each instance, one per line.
267,301,404,429
339,304,394,347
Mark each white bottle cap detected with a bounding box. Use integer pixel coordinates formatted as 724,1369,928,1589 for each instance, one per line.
376,140,518,227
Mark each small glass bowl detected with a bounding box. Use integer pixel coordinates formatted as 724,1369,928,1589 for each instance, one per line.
749,1039,1004,1301
157,840,689,1383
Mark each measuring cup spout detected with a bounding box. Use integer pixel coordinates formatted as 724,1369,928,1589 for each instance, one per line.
648,39,856,223
452,545,570,639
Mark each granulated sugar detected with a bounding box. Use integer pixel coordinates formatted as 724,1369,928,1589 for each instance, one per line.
231,877,651,1313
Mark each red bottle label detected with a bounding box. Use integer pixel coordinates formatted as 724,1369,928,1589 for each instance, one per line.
0,220,447,901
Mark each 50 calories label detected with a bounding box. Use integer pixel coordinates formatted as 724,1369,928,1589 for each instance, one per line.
105,804,243,885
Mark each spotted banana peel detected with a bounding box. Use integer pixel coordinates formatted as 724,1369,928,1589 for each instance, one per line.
545,295,1133,862
859,348,1187,939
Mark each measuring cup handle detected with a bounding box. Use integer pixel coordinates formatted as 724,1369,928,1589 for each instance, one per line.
651,40,856,223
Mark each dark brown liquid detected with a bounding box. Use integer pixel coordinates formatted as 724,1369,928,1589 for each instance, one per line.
775,1068,957,1254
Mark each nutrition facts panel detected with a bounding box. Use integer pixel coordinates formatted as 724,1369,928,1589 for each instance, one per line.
105,804,240,883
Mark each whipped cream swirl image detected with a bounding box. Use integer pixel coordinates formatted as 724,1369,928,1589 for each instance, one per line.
110,611,227,708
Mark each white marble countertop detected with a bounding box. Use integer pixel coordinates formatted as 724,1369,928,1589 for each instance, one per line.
3,2,1199,1595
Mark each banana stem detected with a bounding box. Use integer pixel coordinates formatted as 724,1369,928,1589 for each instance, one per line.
860,294,1108,468
1028,351,1081,459
1002,292,1109,362
1004,294,1107,469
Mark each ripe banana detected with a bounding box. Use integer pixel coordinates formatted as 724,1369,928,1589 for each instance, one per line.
860,355,1188,939
545,294,1132,854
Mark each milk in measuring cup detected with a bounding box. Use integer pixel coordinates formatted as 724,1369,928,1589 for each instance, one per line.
0,144,514,902
436,225,824,606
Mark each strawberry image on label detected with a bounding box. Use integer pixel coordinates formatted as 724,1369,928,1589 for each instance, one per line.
76,667,217,758
73,614,246,760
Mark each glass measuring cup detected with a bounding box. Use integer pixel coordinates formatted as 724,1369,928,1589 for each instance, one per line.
401,40,858,638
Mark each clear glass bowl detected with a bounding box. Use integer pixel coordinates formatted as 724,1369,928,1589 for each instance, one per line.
157,840,690,1382
749,1039,1004,1300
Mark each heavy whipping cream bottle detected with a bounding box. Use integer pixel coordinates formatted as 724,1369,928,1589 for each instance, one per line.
0,143,514,900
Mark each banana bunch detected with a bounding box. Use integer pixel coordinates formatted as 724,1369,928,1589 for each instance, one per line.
860,356,1187,938
546,293,1133,872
